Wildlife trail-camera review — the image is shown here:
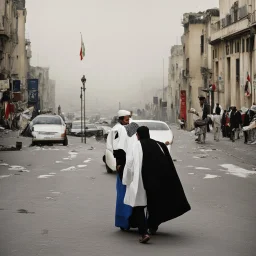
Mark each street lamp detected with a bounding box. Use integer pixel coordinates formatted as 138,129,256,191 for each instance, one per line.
80,87,83,143
81,75,87,144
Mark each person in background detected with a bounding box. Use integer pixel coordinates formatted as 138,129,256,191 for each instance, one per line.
243,108,251,144
209,107,222,142
221,110,227,137
199,96,210,132
230,107,242,142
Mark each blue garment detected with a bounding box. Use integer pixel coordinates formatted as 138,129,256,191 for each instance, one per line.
115,175,133,229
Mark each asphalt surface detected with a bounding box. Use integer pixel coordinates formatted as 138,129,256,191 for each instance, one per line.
0,128,256,256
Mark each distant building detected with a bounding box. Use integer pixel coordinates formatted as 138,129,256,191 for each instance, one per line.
29,66,51,111
49,79,56,113
181,12,206,130
167,45,183,123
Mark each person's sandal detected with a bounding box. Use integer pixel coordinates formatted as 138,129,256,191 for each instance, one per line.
139,234,150,244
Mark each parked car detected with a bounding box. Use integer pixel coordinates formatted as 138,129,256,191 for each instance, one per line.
30,115,68,146
103,120,174,173
70,121,102,137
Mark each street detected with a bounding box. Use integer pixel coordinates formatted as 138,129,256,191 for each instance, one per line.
0,127,256,256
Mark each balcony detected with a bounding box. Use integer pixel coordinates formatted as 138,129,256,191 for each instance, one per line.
0,17,11,39
211,18,249,43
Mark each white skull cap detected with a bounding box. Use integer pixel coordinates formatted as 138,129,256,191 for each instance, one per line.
118,110,131,117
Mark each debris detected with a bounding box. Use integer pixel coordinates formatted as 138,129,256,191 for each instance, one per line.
204,174,221,179
60,166,76,172
38,175,54,179
0,163,9,166
77,165,87,168
17,209,35,214
220,164,256,178
46,197,55,200
8,166,25,171
41,229,49,235
0,175,12,179
88,146,94,150
195,167,211,170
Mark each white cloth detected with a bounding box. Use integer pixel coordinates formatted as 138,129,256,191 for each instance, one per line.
123,141,147,207
209,114,222,126
106,123,128,153
118,110,130,117
243,121,256,131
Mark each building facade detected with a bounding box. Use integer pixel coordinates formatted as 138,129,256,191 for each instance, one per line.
211,0,256,110
181,12,206,130
167,45,183,123
0,0,31,101
0,0,18,80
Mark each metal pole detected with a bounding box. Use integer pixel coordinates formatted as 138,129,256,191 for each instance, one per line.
83,84,86,144
163,58,164,100
80,87,83,143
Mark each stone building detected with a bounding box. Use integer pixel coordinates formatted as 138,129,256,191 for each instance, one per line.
167,45,183,123
211,0,256,110
181,12,206,130
0,0,31,101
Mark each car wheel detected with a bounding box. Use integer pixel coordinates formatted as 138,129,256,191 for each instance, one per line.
103,155,106,163
63,136,68,146
106,164,113,173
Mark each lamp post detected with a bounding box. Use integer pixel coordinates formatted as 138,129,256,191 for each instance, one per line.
81,75,87,144
80,87,83,143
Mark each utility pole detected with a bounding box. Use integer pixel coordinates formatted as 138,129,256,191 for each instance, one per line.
80,87,83,143
81,75,87,144
162,58,165,121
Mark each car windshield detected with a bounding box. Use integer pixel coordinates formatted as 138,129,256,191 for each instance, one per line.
136,122,169,131
33,116,62,125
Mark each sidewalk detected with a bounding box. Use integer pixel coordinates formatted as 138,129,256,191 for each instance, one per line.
171,125,256,168
0,129,31,149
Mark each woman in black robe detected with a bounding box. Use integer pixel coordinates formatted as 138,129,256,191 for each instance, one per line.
137,126,191,234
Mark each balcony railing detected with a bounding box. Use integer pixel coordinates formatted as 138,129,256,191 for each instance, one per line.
251,11,256,24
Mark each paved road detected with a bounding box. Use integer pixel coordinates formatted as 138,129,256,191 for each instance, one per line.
0,129,255,256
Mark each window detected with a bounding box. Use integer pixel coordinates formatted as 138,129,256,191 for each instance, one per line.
215,48,218,58
33,116,62,125
226,44,230,55
235,41,240,53
246,38,250,52
242,39,245,52
230,40,233,54
201,35,204,54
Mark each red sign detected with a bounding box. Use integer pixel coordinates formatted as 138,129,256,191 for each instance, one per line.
180,90,187,120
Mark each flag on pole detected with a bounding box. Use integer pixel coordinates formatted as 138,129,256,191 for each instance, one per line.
80,34,85,61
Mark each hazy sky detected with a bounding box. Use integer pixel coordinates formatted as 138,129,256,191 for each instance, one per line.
26,0,218,114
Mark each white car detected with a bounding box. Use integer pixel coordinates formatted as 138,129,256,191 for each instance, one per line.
103,120,174,173
31,115,68,146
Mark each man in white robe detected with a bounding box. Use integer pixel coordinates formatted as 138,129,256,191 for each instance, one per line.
107,110,140,231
